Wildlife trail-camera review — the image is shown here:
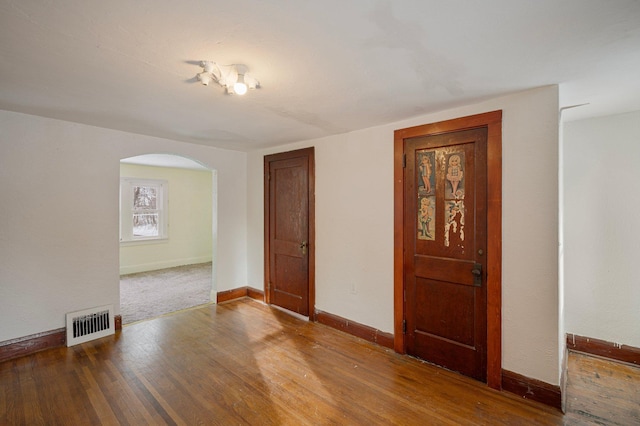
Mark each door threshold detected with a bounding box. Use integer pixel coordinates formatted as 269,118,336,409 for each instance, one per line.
270,304,309,322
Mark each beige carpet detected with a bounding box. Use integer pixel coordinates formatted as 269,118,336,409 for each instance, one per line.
120,262,212,324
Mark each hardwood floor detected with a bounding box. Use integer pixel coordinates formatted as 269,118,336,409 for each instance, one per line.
564,352,640,425
0,298,635,425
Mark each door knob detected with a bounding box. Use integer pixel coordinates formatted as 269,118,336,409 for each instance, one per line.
471,263,482,287
300,241,308,255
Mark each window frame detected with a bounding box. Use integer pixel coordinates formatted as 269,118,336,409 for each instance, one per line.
120,177,169,244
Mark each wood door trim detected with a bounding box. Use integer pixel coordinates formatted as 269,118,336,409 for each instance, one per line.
501,370,562,410
394,110,502,389
217,287,251,304
263,147,315,316
315,309,395,349
567,333,640,366
0,328,66,363
216,287,265,303
0,316,122,363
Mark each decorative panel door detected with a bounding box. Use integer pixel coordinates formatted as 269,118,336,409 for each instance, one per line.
264,148,315,317
404,127,488,381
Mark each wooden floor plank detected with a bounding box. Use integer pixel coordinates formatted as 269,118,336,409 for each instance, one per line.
3,363,26,425
1,298,636,425
565,351,640,426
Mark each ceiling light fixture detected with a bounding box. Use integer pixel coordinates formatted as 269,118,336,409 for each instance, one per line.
233,73,248,96
196,61,259,96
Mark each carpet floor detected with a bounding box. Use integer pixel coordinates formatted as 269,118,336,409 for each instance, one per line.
120,262,212,324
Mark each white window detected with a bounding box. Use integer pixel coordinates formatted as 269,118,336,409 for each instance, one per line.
120,178,168,242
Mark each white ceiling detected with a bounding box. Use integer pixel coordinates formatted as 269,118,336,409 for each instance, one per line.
1,0,639,152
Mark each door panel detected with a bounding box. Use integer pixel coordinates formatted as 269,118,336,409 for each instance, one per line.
415,278,475,346
273,253,306,311
414,256,476,286
404,128,488,381
265,148,314,317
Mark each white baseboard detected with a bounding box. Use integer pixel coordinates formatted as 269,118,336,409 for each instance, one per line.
120,257,212,275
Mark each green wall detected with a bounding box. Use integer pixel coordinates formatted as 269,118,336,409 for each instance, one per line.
120,163,213,274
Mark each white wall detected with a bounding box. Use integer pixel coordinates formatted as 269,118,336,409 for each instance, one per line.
564,110,640,348
1,85,562,386
0,110,247,342
248,86,560,385
119,163,213,275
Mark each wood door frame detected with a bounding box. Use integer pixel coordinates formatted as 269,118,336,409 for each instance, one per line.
263,147,316,316
394,111,502,389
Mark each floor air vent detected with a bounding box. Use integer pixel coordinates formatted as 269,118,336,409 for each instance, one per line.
66,305,115,346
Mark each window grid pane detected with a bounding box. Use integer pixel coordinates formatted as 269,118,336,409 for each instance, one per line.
133,212,159,237
133,185,158,209
121,178,167,242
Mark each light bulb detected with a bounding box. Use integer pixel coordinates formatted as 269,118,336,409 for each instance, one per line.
233,74,248,95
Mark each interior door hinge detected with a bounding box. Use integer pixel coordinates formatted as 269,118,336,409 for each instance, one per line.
402,153,406,168
402,319,407,334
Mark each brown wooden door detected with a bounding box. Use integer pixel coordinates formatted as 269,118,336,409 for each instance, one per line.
264,148,315,317
404,128,488,381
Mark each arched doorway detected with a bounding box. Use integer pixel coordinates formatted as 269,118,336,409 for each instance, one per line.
118,154,217,324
